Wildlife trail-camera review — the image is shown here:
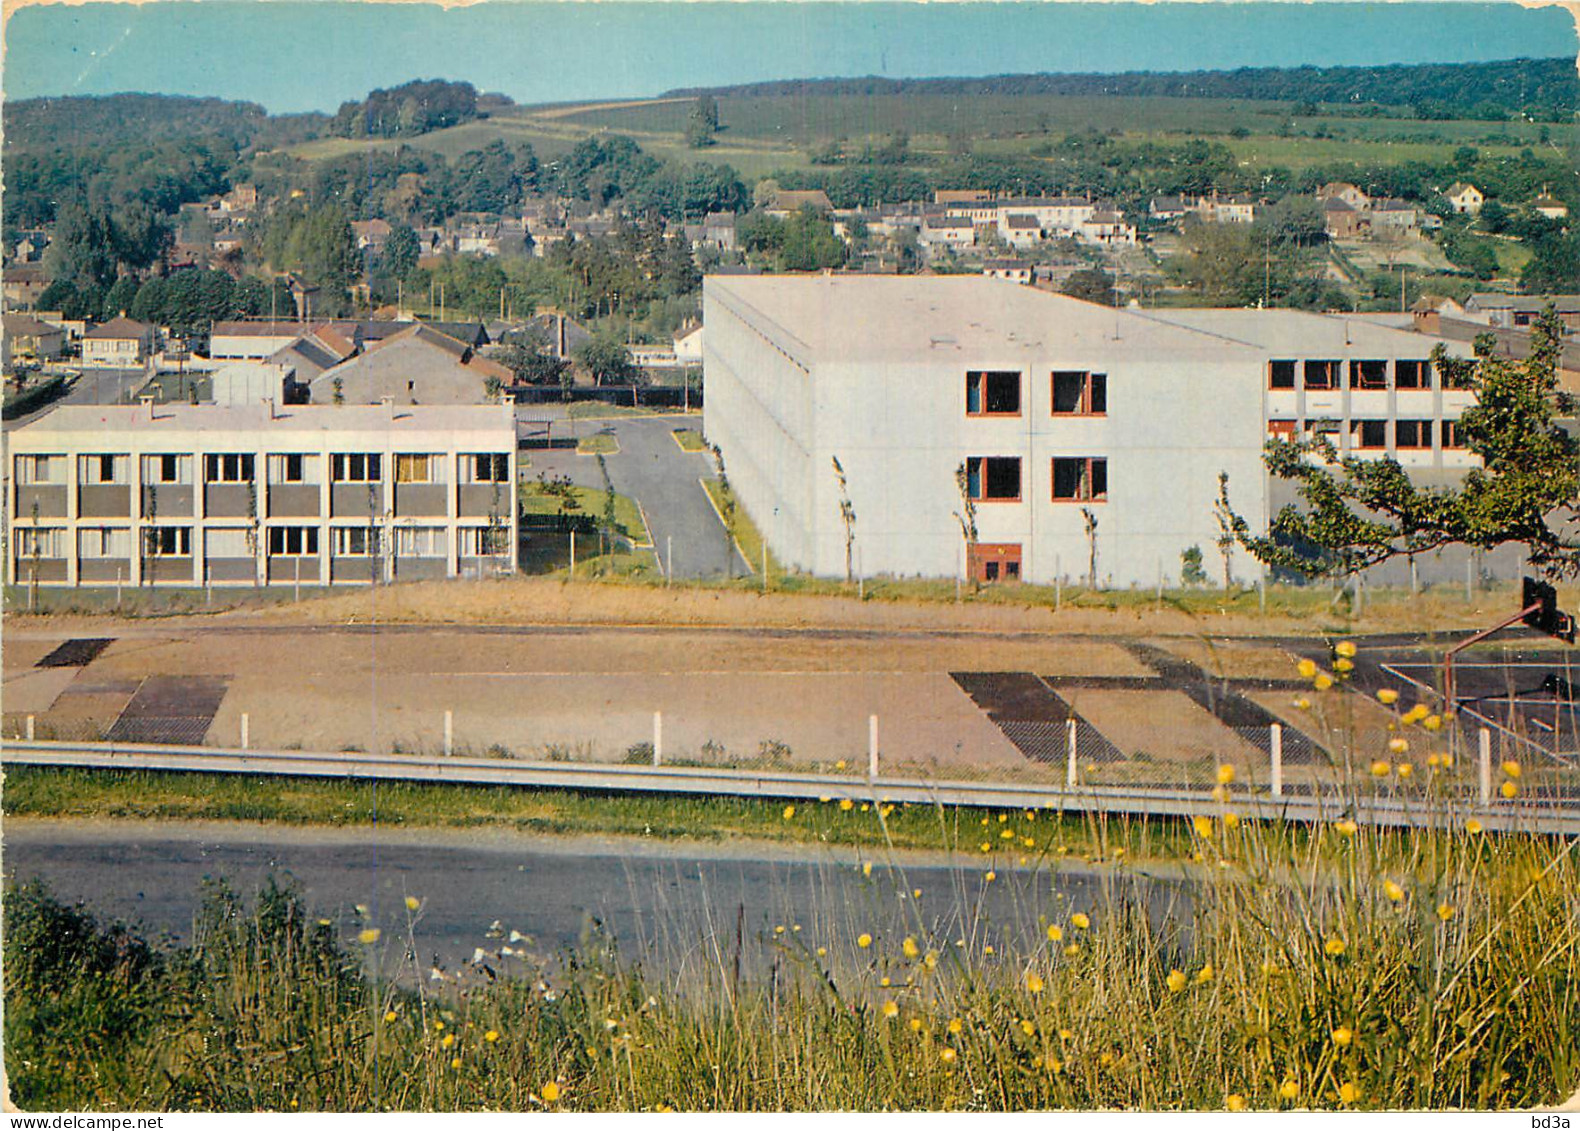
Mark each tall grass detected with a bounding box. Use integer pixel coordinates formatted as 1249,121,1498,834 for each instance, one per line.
6,802,1577,1111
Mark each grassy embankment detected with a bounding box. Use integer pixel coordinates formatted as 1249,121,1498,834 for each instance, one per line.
5,802,1576,1111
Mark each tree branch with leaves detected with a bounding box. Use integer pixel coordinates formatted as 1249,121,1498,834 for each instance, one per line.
1226,310,1580,581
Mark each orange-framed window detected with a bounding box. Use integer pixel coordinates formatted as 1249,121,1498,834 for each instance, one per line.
1051,371,1107,415
965,456,1022,502
966,370,1022,416
1051,457,1107,502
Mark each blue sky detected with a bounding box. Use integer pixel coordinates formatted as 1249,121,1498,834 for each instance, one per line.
4,1,1575,114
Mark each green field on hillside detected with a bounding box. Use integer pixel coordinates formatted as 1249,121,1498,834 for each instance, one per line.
279,92,1570,182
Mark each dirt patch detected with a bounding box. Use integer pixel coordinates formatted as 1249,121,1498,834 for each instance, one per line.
1150,638,1300,681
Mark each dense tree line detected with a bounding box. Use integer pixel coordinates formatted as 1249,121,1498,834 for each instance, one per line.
36,269,290,340
328,79,488,139
667,56,1576,119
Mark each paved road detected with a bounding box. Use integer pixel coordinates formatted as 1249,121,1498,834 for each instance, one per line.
520,411,747,579
6,367,150,428
3,819,1140,977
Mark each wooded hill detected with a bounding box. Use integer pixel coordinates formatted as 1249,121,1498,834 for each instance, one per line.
666,57,1577,120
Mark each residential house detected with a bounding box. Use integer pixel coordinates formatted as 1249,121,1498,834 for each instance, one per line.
763,189,834,219
81,316,154,368
310,324,512,405
1321,197,1369,240
1369,199,1419,234
1464,293,1580,333
211,321,320,361
919,216,976,252
1531,193,1569,221
1148,196,1189,223
1318,183,1371,211
2,313,66,364
982,259,1033,285
998,213,1044,249
3,265,51,309
6,402,518,586
352,219,393,254
673,323,704,364
1444,183,1484,215
1078,210,1137,245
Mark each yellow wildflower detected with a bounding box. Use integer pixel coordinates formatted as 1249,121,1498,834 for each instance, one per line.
404,896,420,912
357,928,381,945
881,1000,899,1019
1335,658,1354,673
782,805,796,820
1226,1094,1247,1112
857,933,873,949
1314,674,1334,691
1279,1080,1299,1101
1335,819,1359,837
1047,924,1063,943
1331,1026,1353,1047
1026,971,1045,994
940,1047,957,1065
1063,944,1080,957
902,937,920,959
1019,1019,1035,1036
1339,1082,1360,1104
1370,761,1391,777
1335,640,1357,658
1437,903,1455,921
909,1018,923,1033
1166,969,1187,994
839,798,854,811
485,1030,499,1043
1324,938,1347,957
540,1082,561,1104
1297,659,1317,679
1423,714,1442,731
1194,815,1214,838
1223,812,1241,830
1194,963,1214,985
1502,781,1519,799
1383,880,1405,902
1466,818,1483,834
1502,759,1521,778
1397,763,1413,778
441,1034,455,1049
450,1057,462,1070
1388,737,1409,754
383,1010,397,1023
985,870,997,883
1377,688,1399,705
1071,913,1090,930
1216,763,1236,785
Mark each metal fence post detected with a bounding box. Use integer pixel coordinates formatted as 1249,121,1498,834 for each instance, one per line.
240,713,250,750
1270,723,1283,798
868,714,879,780
1066,719,1078,788
444,710,453,756
25,715,35,741
1478,727,1492,805
653,711,663,767
569,530,576,578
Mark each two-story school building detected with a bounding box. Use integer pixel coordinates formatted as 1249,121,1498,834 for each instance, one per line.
701,275,1486,588
7,401,518,587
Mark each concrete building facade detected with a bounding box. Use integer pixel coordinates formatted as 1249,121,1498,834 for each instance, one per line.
7,402,518,587
702,276,1482,589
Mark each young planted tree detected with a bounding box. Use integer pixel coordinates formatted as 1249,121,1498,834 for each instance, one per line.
1213,471,1237,590
1081,506,1099,588
953,461,979,581
832,455,857,584
1225,310,1580,581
